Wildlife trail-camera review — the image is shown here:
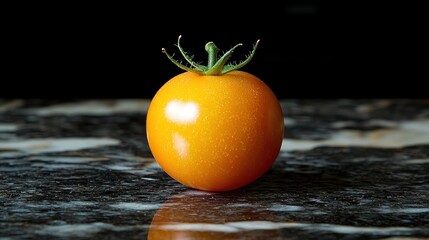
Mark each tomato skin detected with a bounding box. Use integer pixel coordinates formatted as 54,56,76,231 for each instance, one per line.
146,70,284,191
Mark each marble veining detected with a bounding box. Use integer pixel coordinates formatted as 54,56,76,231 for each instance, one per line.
150,221,424,235
21,99,151,116
1,99,428,240
0,124,18,132
0,138,120,158
281,119,429,152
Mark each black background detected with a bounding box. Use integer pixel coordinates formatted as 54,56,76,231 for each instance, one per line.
4,2,426,99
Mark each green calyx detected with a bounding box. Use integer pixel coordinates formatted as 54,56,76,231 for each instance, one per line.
161,35,260,75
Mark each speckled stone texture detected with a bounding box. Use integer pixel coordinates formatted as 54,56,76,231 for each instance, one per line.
1,99,428,240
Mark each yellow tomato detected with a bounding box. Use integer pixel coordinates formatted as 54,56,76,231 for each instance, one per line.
146,36,284,191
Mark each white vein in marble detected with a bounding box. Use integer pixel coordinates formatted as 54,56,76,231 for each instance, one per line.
30,163,97,170
0,138,120,157
377,207,429,214
355,100,393,113
26,156,109,163
0,99,24,113
282,119,429,152
399,159,429,164
268,204,304,212
284,117,296,126
22,100,150,116
110,202,160,211
102,157,160,175
331,119,398,129
378,237,428,240
152,221,423,235
26,201,98,209
101,160,161,175
35,222,116,237
0,123,18,132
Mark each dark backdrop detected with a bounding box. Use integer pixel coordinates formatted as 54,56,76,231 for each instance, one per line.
5,2,426,99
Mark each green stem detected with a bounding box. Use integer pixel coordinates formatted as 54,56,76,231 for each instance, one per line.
205,42,219,70
161,35,260,75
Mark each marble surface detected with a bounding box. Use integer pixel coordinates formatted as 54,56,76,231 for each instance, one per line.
1,99,428,240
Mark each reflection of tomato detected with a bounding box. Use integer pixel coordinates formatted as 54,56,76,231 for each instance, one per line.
147,190,281,240
146,36,284,191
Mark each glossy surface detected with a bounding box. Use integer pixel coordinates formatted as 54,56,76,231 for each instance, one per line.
146,71,284,191
148,190,282,240
1,99,429,240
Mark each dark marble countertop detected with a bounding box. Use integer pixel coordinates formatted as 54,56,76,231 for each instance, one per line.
1,99,428,240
